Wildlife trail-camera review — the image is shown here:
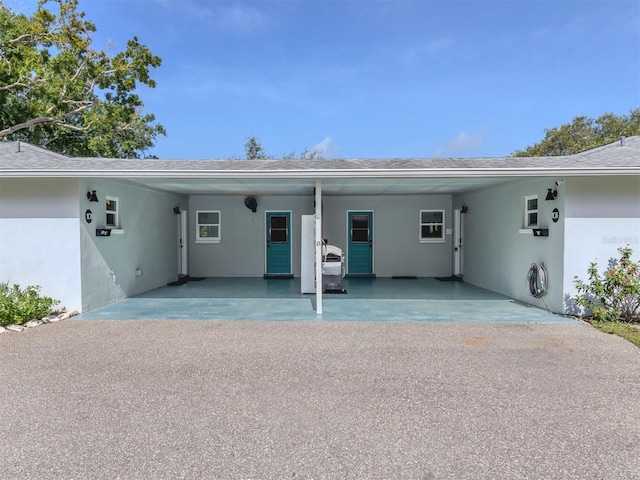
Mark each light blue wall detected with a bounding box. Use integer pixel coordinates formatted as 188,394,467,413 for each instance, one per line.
0,177,188,312
79,179,188,311
0,178,83,311
564,176,640,218
189,194,314,277
0,177,79,218
454,178,566,313
322,194,453,277
563,176,640,314
189,193,453,278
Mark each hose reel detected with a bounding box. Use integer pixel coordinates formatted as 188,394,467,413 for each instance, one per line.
526,263,548,298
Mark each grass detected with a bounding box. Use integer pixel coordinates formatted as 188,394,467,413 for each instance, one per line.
591,321,640,347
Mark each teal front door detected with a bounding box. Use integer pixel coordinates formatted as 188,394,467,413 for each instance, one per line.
347,211,373,275
266,212,291,276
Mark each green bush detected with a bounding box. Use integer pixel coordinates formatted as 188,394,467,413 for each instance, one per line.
0,282,60,326
574,246,640,323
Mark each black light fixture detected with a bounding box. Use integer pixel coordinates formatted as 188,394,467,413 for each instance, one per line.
461,205,469,213
173,207,181,214
545,188,557,201
87,190,99,202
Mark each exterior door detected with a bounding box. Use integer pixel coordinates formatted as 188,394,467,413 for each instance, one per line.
347,211,373,275
266,212,291,275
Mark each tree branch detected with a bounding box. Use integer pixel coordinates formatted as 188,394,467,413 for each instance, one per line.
0,81,29,91
0,103,94,138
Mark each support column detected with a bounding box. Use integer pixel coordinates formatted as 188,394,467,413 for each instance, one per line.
315,179,323,315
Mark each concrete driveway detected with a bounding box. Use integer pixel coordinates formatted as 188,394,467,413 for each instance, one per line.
1,320,639,479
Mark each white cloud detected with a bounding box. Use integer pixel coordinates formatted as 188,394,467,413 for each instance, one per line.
177,1,268,35
216,4,268,34
434,128,489,157
308,136,340,159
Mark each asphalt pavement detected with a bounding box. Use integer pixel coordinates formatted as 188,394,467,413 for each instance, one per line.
1,320,639,480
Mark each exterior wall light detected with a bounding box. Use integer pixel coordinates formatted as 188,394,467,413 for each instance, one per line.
87,190,99,202
545,188,557,201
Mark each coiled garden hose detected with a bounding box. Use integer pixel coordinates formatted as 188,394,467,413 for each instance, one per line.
526,263,548,298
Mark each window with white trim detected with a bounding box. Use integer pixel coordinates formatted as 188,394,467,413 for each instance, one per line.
196,210,221,243
105,196,119,228
420,210,445,243
524,195,538,228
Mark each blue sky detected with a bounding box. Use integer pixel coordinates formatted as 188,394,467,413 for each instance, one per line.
8,0,640,159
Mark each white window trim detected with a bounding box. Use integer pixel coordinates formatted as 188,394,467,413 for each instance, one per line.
419,209,446,243
105,196,120,229
196,210,221,243
523,195,539,231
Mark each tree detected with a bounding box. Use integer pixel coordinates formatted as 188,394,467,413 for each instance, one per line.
244,136,268,159
512,109,640,157
243,135,326,160
0,0,165,158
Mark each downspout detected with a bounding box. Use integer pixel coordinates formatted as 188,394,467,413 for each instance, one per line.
315,179,323,315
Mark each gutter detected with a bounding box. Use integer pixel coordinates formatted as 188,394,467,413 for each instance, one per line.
1,167,639,178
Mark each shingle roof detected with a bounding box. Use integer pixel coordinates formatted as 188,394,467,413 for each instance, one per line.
1,136,638,178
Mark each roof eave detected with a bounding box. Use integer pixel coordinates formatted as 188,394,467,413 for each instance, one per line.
1,167,638,178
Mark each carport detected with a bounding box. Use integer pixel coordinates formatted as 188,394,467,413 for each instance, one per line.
124,174,522,316
76,276,576,323
4,139,637,317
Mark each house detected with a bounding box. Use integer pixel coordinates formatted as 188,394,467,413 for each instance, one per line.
1,137,638,315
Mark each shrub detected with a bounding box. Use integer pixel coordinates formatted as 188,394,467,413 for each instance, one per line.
574,246,640,323
0,282,60,326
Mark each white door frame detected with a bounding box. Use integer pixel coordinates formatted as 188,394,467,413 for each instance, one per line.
453,208,463,277
179,210,188,276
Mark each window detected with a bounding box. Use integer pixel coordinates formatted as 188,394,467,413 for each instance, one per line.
106,196,119,228
269,215,288,243
420,210,445,243
524,195,538,228
351,214,370,243
196,210,221,243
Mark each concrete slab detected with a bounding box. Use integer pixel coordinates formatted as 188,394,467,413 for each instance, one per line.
77,277,576,323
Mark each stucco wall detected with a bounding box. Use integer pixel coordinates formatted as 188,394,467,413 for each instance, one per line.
454,178,566,313
189,194,314,277
0,218,83,312
563,176,640,313
79,179,188,311
0,178,82,311
564,176,640,219
322,194,453,277
189,193,453,278
0,177,79,218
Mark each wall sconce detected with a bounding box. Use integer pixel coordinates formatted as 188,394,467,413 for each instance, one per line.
173,207,181,214
87,190,99,202
545,188,557,201
461,205,469,213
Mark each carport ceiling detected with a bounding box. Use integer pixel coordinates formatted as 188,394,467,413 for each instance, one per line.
127,176,518,196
